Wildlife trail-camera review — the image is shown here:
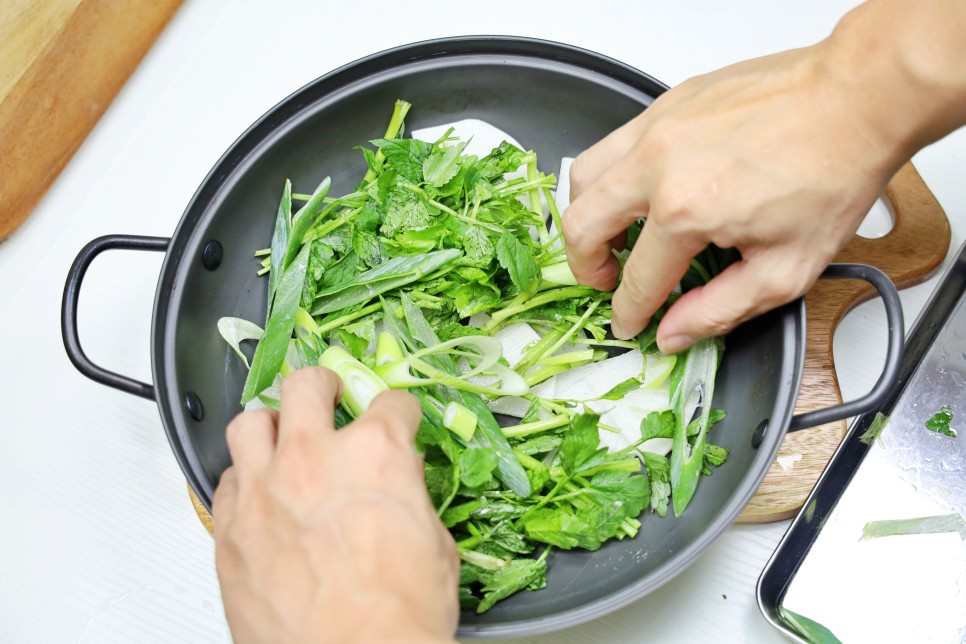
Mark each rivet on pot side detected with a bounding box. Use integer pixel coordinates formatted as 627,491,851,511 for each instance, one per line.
752,419,768,448
202,240,223,271
185,391,205,421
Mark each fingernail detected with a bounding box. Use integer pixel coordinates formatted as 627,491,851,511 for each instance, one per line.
659,334,693,354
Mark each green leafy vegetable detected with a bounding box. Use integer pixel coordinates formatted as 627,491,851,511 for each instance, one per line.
858,411,891,445
779,607,842,644
861,513,966,541
925,404,956,437
219,101,733,612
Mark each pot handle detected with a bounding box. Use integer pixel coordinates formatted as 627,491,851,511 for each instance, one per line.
62,235,170,401
788,263,904,430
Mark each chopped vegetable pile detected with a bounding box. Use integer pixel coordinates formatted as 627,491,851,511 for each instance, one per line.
218,100,736,612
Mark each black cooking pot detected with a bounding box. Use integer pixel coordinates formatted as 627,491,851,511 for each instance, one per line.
61,37,903,638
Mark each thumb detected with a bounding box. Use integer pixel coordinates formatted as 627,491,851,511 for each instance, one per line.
655,253,817,354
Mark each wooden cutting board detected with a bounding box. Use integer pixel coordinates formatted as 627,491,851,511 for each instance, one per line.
0,0,182,240
188,162,951,532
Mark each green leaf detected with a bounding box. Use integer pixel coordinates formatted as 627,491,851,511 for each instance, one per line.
599,377,643,401
559,413,607,475
285,176,331,269
381,191,434,238
461,226,496,268
514,435,563,456
522,507,604,549
458,447,498,488
437,323,486,342
356,200,385,233
336,317,375,361
370,137,432,183
925,404,956,437
643,452,671,517
640,410,676,441
496,230,539,293
440,500,481,528
476,558,547,614
242,244,311,404
423,140,467,187
318,250,361,290
424,462,458,511
268,179,292,317
355,145,381,175
585,469,649,519
858,411,891,445
703,443,729,467
311,249,461,315
454,282,501,318
779,607,843,644
351,228,386,268
462,392,532,499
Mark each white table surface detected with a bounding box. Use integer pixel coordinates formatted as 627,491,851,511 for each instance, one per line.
2,1,964,642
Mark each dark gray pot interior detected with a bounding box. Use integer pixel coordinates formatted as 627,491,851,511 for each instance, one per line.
150,37,804,637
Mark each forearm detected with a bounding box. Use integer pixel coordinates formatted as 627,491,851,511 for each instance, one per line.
823,0,966,163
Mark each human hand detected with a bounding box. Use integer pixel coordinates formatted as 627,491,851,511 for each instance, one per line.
563,43,904,353
213,367,459,644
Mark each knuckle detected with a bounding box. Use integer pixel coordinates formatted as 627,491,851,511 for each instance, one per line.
225,409,274,449
568,153,593,197
283,365,341,394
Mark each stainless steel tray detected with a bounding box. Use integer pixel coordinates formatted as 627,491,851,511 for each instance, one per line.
758,242,966,643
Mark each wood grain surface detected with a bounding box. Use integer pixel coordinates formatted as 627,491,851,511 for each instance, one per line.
0,0,182,240
189,163,950,530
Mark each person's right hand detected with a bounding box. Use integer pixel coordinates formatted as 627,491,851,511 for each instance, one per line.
563,41,905,353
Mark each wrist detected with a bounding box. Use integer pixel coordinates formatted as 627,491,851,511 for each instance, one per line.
820,0,966,165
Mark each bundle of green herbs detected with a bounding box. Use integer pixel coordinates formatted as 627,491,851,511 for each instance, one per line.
218,100,735,612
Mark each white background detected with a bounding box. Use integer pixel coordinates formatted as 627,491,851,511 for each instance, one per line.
2,1,964,642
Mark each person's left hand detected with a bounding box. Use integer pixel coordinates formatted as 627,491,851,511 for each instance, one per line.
213,367,460,644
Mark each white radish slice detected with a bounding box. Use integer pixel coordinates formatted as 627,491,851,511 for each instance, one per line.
492,322,541,369
530,349,644,401
487,396,532,418
585,387,671,453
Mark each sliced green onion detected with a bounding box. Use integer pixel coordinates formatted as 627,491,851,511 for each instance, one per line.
540,260,579,286
319,346,388,417
217,317,264,369
443,402,478,442
643,354,677,389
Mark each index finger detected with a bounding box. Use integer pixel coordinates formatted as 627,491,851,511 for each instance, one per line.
562,158,653,291
276,367,342,447
610,218,706,340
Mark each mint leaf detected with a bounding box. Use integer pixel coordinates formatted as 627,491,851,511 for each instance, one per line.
640,410,675,441
370,138,432,183
423,141,466,187
458,447,498,488
925,405,956,437
559,413,607,475
496,230,539,293
476,558,547,614
643,452,671,517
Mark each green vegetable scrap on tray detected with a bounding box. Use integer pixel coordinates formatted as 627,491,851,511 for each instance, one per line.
925,404,957,437
218,100,737,612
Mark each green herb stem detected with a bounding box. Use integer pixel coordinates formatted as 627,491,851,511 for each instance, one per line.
502,414,570,439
